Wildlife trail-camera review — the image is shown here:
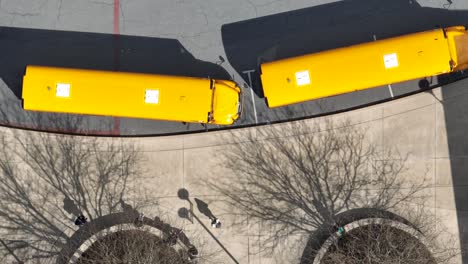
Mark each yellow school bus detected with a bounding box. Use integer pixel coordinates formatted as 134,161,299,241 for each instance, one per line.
260,26,468,108
22,66,242,125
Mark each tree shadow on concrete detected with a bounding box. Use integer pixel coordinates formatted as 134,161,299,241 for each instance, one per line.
210,119,428,253
222,0,468,97
0,121,159,262
0,26,230,99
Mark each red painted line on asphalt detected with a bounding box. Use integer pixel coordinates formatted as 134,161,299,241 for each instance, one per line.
112,0,121,136
114,0,120,34
112,117,120,135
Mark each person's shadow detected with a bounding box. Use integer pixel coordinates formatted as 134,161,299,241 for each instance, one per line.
194,198,217,222
63,197,81,217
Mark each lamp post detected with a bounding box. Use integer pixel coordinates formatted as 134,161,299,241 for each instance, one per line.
178,207,239,264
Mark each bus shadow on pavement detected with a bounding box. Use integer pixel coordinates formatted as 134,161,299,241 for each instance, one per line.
221,0,468,98
0,27,230,99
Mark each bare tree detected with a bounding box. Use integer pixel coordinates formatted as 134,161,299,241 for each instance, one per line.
322,223,432,264
210,119,429,254
0,111,222,264
75,227,191,264
319,212,460,264
0,125,145,262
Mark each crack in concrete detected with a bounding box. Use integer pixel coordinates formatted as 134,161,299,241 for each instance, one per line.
157,29,214,40
56,0,63,26
180,32,219,51
89,0,113,6
193,1,209,27
245,0,259,18
198,8,209,26
119,0,125,33
0,0,50,17
4,11,40,17
256,0,285,8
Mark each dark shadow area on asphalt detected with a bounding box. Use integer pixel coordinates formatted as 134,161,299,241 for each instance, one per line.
299,208,416,264
0,26,230,98
441,75,468,263
0,2,467,136
222,0,468,97
0,26,231,134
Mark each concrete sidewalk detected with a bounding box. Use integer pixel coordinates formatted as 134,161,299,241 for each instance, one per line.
0,82,466,263
111,83,465,262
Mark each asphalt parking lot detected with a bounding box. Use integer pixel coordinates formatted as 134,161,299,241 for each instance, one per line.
2,1,468,263
0,0,467,135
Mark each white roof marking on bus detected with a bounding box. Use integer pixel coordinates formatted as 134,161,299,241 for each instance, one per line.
145,89,159,104
56,83,71,98
295,70,311,86
384,53,399,69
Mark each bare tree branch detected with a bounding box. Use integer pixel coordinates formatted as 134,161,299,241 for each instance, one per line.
210,119,429,253
0,124,145,262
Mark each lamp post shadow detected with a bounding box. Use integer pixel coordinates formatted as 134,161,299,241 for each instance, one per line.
177,188,238,264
